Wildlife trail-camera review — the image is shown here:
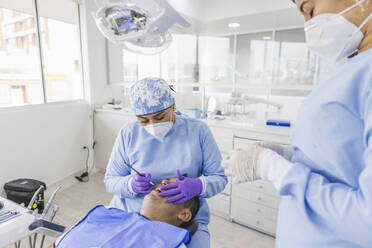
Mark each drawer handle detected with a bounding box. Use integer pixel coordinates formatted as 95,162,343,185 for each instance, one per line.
257,197,262,201
256,209,261,213
258,185,263,189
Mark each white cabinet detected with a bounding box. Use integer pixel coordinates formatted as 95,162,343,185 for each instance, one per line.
94,110,136,170
207,124,290,236
231,181,280,236
206,193,231,219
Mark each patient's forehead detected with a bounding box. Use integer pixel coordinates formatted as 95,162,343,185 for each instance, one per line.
164,178,178,183
154,178,179,188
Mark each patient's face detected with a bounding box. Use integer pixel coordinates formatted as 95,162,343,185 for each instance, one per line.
140,178,192,227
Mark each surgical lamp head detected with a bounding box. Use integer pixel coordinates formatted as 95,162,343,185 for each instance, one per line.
94,0,190,55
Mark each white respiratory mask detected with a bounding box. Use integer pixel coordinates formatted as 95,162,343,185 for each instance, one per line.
144,112,174,142
304,0,372,63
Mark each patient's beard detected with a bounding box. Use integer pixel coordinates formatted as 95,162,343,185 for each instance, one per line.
140,207,182,227
140,195,182,227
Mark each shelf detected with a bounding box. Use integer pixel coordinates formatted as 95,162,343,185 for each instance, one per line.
180,82,315,91
110,81,315,92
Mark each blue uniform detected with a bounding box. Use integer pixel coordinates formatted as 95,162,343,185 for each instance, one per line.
104,115,228,248
55,206,191,248
277,48,372,247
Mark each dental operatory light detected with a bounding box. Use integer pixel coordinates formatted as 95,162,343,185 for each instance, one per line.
228,22,240,28
94,0,190,55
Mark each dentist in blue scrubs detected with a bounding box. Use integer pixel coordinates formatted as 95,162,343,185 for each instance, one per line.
105,77,227,248
223,0,372,247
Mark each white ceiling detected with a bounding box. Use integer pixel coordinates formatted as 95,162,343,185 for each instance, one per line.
168,0,305,36
168,0,297,22
202,0,295,22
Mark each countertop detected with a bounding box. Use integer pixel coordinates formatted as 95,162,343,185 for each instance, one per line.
95,108,292,137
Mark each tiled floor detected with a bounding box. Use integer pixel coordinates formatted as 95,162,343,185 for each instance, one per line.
8,172,275,248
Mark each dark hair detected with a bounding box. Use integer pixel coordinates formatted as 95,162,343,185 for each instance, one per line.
182,196,200,223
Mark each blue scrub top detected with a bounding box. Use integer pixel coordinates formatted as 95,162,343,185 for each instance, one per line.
277,48,372,247
104,115,228,225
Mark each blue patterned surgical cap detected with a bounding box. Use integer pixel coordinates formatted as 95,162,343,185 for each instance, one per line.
130,77,175,116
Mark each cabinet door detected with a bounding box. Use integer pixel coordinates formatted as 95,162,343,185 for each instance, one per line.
207,193,231,219
234,180,279,198
232,195,278,222
231,196,277,236
94,112,136,169
233,186,280,209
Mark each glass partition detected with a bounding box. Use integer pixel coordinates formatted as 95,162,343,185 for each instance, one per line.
273,28,316,86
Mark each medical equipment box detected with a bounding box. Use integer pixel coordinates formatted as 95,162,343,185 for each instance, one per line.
4,179,46,213
266,120,291,127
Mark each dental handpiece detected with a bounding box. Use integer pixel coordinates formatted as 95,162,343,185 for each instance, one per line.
123,162,155,186
41,186,62,219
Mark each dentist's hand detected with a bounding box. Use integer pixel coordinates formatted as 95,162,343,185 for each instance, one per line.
222,144,293,189
222,145,273,183
131,173,153,194
159,170,203,204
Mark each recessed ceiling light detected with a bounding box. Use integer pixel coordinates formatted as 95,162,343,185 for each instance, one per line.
263,36,272,40
228,23,240,28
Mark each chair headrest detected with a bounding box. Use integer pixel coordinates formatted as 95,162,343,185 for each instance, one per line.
181,219,199,236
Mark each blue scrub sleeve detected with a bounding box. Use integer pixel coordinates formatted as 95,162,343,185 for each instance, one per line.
279,86,372,246
199,124,228,198
104,128,137,199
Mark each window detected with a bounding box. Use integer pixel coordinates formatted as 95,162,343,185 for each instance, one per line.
0,0,83,108
199,36,234,84
0,6,43,107
38,0,83,102
273,29,316,86
122,34,197,86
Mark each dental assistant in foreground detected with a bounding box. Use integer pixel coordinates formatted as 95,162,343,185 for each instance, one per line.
104,77,227,248
223,0,372,247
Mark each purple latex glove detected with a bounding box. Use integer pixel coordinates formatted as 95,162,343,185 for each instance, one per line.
131,173,152,194
159,170,203,204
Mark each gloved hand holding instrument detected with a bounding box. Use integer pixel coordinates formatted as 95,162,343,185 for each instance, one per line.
222,142,293,190
122,161,156,194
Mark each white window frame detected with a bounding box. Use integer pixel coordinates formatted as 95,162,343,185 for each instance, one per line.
0,0,85,109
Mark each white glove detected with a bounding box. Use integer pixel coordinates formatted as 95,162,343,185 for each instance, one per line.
222,145,272,184
222,144,293,189
259,142,294,161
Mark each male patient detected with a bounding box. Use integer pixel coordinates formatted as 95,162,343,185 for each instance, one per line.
53,178,200,248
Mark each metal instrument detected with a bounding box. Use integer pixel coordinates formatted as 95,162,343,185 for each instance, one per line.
123,162,156,187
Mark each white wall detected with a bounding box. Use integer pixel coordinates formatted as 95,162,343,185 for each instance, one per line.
79,0,112,108
0,101,93,195
202,0,294,22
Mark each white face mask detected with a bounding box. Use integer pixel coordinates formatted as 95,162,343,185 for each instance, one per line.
304,0,372,63
144,112,174,142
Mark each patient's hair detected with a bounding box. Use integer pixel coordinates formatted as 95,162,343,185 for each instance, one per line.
181,196,200,225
